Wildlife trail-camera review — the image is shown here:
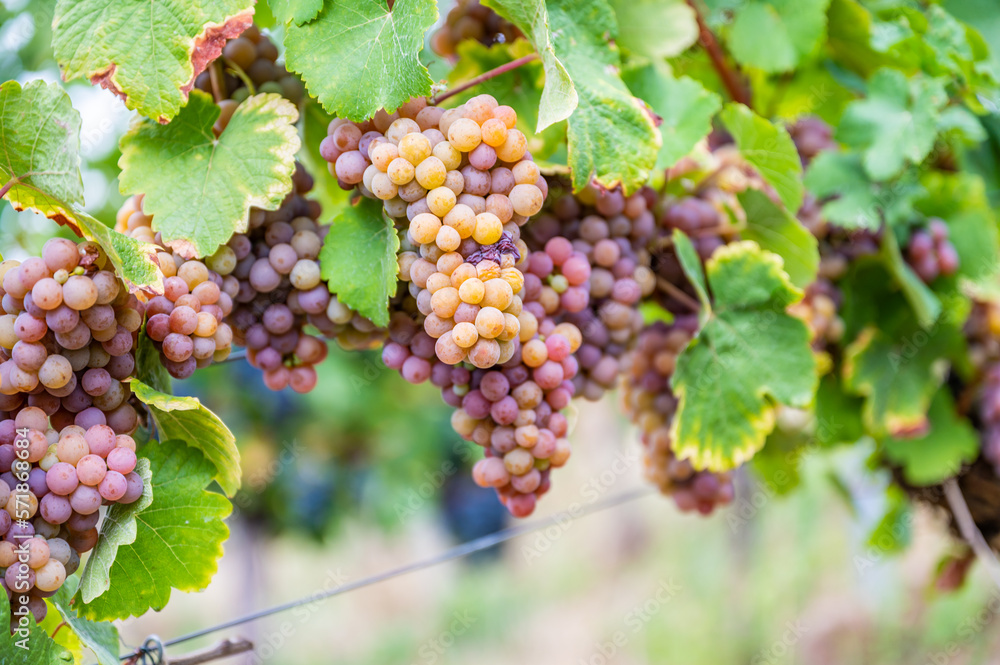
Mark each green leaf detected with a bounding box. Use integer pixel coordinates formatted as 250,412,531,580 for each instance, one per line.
738,189,818,288
843,327,948,438
131,378,241,496
622,63,721,170
319,198,399,328
119,91,301,259
0,80,83,212
52,0,253,122
814,373,866,448
78,457,153,604
671,241,817,471
270,0,323,25
728,0,831,74
284,0,436,121
0,593,72,664
671,229,710,314
39,602,84,664
719,103,803,213
51,578,120,665
0,80,163,292
134,332,172,395
836,69,948,180
865,483,911,554
880,225,941,329
483,0,578,132
547,0,660,193
882,390,978,486
76,441,231,621
804,151,922,231
609,0,697,60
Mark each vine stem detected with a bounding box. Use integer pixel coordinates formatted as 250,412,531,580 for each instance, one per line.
208,61,225,104
168,638,255,665
432,53,539,105
0,177,17,200
943,478,1000,590
684,0,751,107
655,276,701,312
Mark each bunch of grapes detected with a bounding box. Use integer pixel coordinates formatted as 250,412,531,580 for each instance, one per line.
226,167,381,392
116,197,235,380
621,320,735,514
194,24,305,135
0,242,149,626
787,117,837,166
430,0,523,58
528,185,657,400
906,219,960,283
0,242,143,435
787,279,845,353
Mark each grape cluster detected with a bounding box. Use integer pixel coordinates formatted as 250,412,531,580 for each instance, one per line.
906,219,960,283
0,243,148,626
116,196,235,380
226,168,377,392
430,0,523,58
0,243,143,435
787,117,837,166
787,279,845,353
528,185,657,401
978,363,1000,476
621,320,735,514
194,23,305,131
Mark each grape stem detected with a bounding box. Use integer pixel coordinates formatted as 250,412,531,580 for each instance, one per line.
208,60,225,103
432,53,539,105
656,276,701,312
685,0,752,107
943,478,1000,590
0,177,18,200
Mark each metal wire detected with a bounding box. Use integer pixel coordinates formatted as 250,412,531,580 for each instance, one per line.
114,487,653,662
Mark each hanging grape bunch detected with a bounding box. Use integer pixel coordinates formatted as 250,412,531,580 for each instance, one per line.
0,243,147,626
905,218,960,283
430,0,523,59
527,184,657,401
621,320,735,514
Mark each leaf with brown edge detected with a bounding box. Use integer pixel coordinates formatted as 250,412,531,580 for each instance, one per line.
53,0,254,123
0,80,162,294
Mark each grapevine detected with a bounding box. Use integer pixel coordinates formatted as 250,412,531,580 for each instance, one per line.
0,2,998,661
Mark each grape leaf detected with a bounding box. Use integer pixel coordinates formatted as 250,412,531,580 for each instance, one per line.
814,373,866,448
270,0,323,25
546,0,660,193
483,0,578,132
284,0,436,121
866,483,911,554
77,457,153,604
672,229,710,314
804,151,922,231
118,91,301,259
835,69,948,180
0,594,72,665
131,378,241,496
880,225,941,329
738,189,818,288
39,603,84,664
318,198,399,328
671,241,817,471
0,79,83,212
52,0,253,122
728,0,830,73
622,63,721,171
134,333,172,395
0,80,163,293
719,103,803,214
882,390,978,486
609,0,698,60
446,40,567,165
51,578,120,665
843,327,949,438
75,441,231,621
